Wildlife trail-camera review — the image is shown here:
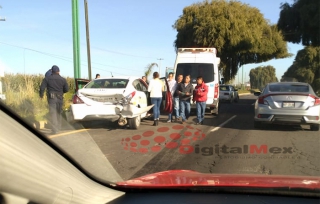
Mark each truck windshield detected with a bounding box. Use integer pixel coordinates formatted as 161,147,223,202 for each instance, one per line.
176,63,214,83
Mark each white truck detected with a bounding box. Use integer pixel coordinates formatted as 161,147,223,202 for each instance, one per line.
173,48,220,115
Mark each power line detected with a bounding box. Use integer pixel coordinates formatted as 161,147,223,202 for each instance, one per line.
0,20,155,59
91,46,155,59
0,41,145,73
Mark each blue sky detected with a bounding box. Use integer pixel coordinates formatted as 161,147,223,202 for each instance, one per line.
0,0,302,82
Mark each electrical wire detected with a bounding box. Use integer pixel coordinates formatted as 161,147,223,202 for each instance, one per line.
0,41,145,73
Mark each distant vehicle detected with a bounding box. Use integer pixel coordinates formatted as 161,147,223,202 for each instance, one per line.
219,85,239,103
69,77,172,129
254,82,320,131
173,48,221,115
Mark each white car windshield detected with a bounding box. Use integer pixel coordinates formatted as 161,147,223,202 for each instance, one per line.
85,79,129,89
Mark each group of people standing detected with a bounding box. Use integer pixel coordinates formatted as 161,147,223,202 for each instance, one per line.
148,71,208,126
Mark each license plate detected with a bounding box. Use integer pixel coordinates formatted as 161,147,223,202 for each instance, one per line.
283,102,294,108
90,97,114,102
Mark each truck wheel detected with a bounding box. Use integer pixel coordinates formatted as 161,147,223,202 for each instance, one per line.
310,124,319,131
128,115,141,129
212,103,219,116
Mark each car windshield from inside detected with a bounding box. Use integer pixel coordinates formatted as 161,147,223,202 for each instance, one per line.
268,84,310,93
176,63,214,83
1,0,320,200
85,79,129,89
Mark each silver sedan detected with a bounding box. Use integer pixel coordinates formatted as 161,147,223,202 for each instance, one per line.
254,82,320,131
219,85,239,103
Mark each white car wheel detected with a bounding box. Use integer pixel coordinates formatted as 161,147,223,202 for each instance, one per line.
128,115,141,129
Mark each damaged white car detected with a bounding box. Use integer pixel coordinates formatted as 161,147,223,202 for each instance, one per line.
68,77,172,129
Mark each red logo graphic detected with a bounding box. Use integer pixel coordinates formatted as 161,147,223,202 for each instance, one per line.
120,125,206,154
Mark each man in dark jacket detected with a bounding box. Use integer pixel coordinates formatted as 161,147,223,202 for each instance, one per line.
177,75,194,124
40,65,69,134
193,76,208,125
173,74,183,122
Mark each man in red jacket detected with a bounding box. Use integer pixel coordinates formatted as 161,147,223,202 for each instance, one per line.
193,76,208,125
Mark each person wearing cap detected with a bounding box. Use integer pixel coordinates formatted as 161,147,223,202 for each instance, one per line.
40,65,69,134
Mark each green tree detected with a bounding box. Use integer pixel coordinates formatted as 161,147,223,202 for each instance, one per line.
281,46,320,93
144,63,158,82
277,0,320,46
249,66,278,90
173,0,291,82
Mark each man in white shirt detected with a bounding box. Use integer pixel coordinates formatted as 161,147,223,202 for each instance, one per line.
167,72,177,122
148,72,163,126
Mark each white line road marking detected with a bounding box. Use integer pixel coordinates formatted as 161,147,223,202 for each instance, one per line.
210,115,237,132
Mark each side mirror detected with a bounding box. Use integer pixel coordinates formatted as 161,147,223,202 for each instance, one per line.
254,92,261,96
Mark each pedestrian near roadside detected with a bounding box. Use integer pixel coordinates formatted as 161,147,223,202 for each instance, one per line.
40,65,69,134
167,72,177,122
173,74,183,122
177,75,193,124
193,76,208,125
148,72,163,126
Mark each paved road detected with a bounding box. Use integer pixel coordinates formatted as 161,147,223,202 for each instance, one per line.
43,94,320,181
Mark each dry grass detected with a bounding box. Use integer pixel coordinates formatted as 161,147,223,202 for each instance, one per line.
1,73,74,123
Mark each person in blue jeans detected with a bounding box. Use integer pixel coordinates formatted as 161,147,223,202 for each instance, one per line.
193,76,208,125
173,74,183,122
148,72,163,126
176,75,194,124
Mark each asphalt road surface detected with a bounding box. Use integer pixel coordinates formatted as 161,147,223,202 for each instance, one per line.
43,94,320,181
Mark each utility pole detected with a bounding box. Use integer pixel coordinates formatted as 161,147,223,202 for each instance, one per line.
0,6,5,100
242,65,244,90
157,58,163,77
72,0,81,79
84,0,92,80
238,70,239,87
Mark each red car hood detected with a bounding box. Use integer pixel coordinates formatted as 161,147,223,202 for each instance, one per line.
116,170,320,189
